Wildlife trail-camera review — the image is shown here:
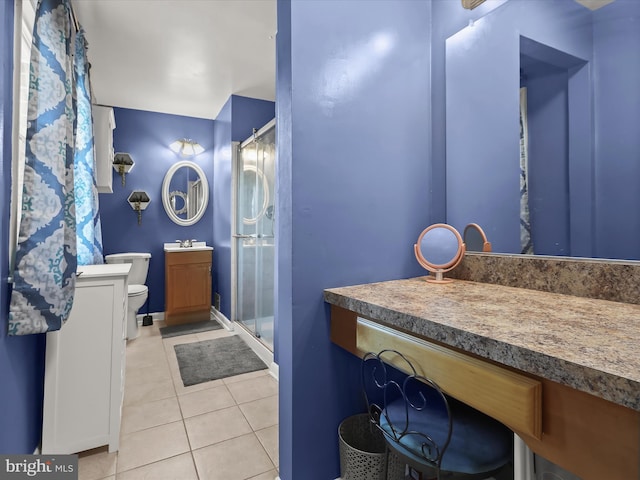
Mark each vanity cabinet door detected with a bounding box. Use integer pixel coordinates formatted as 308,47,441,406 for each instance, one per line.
165,250,212,325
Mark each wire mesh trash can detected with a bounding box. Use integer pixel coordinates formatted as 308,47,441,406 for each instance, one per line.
338,414,388,480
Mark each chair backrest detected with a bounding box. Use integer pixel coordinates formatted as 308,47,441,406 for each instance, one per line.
361,349,453,471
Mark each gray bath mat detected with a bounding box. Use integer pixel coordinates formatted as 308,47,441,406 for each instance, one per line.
174,335,268,386
160,320,222,338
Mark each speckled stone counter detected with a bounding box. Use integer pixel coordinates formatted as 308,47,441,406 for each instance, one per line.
324,276,640,411
450,252,640,305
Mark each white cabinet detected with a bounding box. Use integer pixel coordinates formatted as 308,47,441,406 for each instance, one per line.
93,105,115,193
42,264,130,454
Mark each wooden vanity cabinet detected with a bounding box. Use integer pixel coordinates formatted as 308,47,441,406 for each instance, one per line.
165,250,212,325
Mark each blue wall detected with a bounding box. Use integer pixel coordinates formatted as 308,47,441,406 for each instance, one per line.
212,95,274,319
230,96,275,143
593,1,640,259
277,1,432,478
0,1,46,454
212,99,231,316
99,108,215,313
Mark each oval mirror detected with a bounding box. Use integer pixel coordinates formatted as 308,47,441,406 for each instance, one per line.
241,165,269,225
414,223,465,283
162,160,209,226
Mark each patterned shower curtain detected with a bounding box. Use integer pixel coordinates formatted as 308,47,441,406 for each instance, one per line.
519,87,533,255
8,0,78,335
74,28,104,265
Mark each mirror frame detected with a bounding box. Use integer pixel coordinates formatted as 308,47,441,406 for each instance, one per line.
242,164,270,225
463,223,492,253
162,160,209,226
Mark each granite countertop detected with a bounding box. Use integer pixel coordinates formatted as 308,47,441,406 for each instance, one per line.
324,277,640,411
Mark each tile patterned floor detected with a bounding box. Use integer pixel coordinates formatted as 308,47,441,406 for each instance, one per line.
78,321,279,480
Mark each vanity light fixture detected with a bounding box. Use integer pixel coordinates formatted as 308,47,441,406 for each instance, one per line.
127,191,150,226
112,152,135,186
461,0,486,9
574,0,615,10
169,138,205,157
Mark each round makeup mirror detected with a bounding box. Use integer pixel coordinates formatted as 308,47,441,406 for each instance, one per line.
463,223,492,252
162,160,209,226
414,224,465,283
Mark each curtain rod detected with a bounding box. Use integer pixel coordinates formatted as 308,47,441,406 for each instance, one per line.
69,0,80,32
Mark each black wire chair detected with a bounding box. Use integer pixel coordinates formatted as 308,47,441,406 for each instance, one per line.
362,349,513,480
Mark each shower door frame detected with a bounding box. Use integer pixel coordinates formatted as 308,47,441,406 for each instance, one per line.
231,118,276,352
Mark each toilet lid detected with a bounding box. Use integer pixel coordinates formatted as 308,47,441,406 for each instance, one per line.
128,284,148,296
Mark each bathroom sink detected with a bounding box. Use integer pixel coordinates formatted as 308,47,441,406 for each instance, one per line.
164,242,213,252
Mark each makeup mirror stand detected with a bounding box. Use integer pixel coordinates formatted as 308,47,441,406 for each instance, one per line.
414,223,465,284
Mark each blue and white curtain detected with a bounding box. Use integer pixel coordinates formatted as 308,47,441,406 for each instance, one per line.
74,28,104,265
519,87,533,255
9,0,103,335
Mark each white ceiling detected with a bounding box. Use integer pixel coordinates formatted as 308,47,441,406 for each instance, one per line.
72,0,277,120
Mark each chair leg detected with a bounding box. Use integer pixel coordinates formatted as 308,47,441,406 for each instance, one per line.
513,434,534,480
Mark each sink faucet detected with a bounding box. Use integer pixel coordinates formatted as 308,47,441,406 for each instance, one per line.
175,239,197,248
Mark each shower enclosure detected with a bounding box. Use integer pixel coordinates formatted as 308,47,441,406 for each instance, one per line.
232,119,275,351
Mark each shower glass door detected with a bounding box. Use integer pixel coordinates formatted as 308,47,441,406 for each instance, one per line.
233,119,275,350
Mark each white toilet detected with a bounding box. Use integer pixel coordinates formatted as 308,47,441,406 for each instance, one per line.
104,252,151,340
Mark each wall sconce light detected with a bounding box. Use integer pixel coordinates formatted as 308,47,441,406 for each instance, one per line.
113,152,135,186
127,191,150,225
169,139,205,157
461,0,486,9
574,0,616,10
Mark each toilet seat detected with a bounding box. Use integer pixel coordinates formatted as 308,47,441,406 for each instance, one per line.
128,284,148,296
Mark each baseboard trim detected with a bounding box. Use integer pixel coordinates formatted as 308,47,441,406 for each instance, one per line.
269,361,279,381
211,307,234,331
136,311,164,325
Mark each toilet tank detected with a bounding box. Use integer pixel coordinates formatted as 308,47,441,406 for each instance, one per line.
104,252,151,285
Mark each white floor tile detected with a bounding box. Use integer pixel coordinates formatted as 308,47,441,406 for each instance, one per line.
107,327,280,478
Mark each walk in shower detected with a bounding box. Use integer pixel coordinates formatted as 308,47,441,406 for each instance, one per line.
232,119,275,351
